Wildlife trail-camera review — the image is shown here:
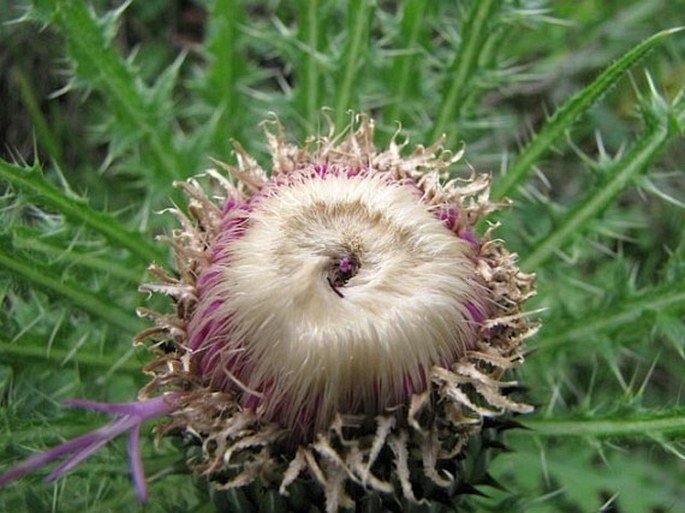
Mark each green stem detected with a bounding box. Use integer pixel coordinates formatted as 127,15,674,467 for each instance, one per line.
493,27,684,199
334,0,372,129
430,0,502,143
536,281,685,351
524,410,685,438
0,339,141,375
386,0,429,123
0,159,165,264
0,243,144,334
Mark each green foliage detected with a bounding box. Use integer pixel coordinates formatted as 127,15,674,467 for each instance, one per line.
1,0,684,511
487,438,684,513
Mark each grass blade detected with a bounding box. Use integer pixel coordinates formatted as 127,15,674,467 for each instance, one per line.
385,0,430,123
430,0,503,143
13,68,64,167
334,0,373,129
297,0,322,130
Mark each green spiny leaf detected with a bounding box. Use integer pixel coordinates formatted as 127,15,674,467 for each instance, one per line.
535,280,685,353
200,0,246,155
30,0,186,186
493,27,684,199
0,336,140,375
521,86,685,269
0,238,144,333
0,159,165,264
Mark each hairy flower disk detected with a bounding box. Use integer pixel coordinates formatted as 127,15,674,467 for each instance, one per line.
189,169,487,436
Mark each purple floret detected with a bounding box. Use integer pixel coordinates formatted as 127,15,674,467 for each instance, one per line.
0,393,182,501
338,255,354,274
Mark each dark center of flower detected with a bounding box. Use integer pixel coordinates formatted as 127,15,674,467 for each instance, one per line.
327,254,360,297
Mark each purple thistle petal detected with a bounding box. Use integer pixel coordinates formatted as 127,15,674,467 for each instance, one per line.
459,229,478,245
129,423,147,501
338,255,354,273
0,393,183,501
466,301,486,324
63,395,178,417
45,439,110,482
0,428,116,487
45,417,134,482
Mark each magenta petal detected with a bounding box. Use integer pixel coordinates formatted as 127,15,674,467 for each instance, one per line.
45,417,134,482
128,423,147,501
63,395,178,417
0,427,116,487
45,439,110,482
466,301,486,324
0,393,183,500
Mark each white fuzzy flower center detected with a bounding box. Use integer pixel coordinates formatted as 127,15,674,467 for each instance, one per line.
207,173,483,432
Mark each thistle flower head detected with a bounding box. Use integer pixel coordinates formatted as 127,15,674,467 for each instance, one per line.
1,114,537,512
138,114,537,510
183,159,487,436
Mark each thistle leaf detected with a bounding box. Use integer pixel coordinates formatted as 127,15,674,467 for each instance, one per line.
0,159,164,264
521,87,685,269
493,27,684,199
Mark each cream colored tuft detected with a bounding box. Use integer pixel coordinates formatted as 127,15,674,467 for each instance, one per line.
202,172,484,433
